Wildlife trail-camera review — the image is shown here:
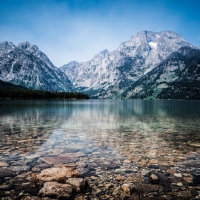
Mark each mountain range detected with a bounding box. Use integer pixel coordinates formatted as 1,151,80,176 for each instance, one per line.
0,30,199,99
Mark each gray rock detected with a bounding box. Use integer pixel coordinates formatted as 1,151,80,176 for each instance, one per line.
11,166,31,173
121,184,133,195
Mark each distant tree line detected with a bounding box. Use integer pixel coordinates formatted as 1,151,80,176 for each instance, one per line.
0,89,90,100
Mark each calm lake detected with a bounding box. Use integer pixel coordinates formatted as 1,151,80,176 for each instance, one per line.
0,99,200,199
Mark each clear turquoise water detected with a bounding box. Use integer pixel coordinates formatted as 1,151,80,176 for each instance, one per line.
1,99,200,163
1,99,200,198
0,100,200,169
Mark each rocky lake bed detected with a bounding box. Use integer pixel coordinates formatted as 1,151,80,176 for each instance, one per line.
0,100,200,199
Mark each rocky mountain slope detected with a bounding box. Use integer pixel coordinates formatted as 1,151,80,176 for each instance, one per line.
60,31,195,98
120,46,200,99
0,41,73,92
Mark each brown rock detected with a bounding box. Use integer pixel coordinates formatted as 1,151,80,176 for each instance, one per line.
183,176,193,182
166,169,176,174
136,183,159,193
159,161,169,166
116,175,125,181
148,159,158,165
105,183,113,189
150,173,159,184
40,156,77,164
123,159,132,163
138,159,147,166
121,184,133,195
35,167,79,182
128,154,135,159
149,172,169,185
38,182,72,199
178,191,193,199
132,178,144,183
0,162,9,167
131,157,141,162
66,178,86,192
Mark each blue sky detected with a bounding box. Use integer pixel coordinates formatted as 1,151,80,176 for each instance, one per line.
0,0,200,66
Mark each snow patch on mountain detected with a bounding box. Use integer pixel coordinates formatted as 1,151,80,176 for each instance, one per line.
149,42,157,49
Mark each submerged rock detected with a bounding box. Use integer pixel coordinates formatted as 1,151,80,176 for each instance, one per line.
38,181,72,198
150,173,159,184
178,191,193,199
0,162,9,167
136,183,159,193
40,156,77,164
148,172,169,185
63,148,78,153
35,167,79,182
60,152,86,158
66,178,87,192
11,165,31,173
121,184,133,195
174,173,182,178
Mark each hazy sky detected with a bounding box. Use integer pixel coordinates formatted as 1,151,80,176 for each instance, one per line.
0,0,200,67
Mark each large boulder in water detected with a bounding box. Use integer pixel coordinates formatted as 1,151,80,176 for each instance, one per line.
35,167,79,182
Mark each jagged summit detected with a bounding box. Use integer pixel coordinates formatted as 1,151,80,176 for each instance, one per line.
130,30,182,40
18,42,31,50
0,41,16,56
93,49,110,58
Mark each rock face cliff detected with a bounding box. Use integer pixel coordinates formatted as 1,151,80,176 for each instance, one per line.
120,46,200,99
60,31,195,98
0,41,73,91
